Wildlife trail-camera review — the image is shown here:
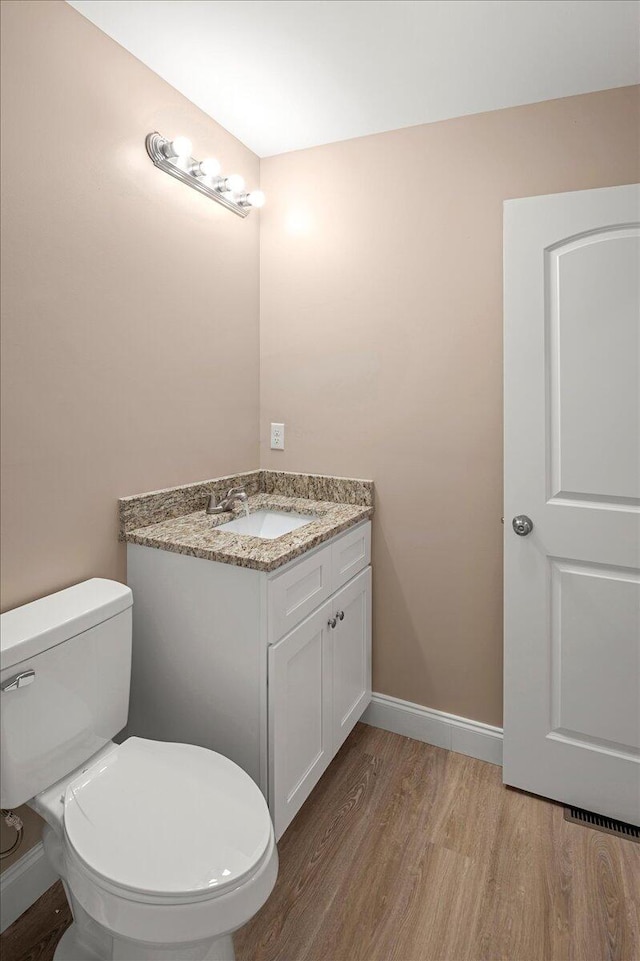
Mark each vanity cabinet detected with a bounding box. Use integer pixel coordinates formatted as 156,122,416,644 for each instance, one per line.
125,520,371,839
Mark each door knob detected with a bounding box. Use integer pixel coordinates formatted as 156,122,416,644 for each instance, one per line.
336,611,344,621
512,515,534,536
328,617,337,629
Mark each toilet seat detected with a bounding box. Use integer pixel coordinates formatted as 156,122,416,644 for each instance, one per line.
63,737,273,902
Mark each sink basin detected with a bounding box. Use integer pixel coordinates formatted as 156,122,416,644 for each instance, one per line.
217,510,318,539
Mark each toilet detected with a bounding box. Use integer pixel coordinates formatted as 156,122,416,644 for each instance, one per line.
0,578,278,961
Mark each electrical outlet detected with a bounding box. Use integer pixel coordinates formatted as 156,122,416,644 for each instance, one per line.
270,422,285,450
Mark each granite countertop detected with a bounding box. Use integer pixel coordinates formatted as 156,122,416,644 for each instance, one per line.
120,471,373,573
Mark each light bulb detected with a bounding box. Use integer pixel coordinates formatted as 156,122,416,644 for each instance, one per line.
198,157,221,178
247,190,266,208
168,136,192,159
222,174,245,193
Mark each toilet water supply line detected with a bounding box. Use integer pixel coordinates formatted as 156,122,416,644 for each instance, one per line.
1,809,24,859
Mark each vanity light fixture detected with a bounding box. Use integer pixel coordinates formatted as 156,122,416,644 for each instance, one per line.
145,133,264,217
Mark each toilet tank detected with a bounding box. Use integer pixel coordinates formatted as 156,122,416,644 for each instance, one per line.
0,579,133,808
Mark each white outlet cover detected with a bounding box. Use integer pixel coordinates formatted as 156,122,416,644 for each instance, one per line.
270,423,285,450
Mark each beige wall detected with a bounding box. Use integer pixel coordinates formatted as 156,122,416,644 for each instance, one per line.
260,86,640,726
0,0,261,613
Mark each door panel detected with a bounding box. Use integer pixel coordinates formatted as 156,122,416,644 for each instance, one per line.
504,184,640,825
547,228,639,503
268,601,332,839
331,567,372,752
550,559,639,755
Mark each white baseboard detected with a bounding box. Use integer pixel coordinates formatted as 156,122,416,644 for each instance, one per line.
0,841,58,932
362,693,503,766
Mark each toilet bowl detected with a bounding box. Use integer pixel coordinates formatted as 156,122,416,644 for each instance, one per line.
35,738,278,961
0,579,278,961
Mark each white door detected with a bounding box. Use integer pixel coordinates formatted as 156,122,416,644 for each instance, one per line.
268,600,333,839
504,184,640,825
331,567,372,752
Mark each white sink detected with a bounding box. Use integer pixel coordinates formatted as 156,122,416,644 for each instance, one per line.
217,509,318,539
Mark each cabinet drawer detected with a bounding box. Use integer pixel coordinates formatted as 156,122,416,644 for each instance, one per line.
268,544,332,643
332,522,371,592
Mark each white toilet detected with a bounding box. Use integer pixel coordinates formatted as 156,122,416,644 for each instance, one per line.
0,579,278,961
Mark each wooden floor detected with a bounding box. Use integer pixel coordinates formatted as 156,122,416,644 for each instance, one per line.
2,724,638,961
1,881,72,961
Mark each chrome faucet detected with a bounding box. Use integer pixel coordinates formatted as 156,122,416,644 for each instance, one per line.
206,486,248,514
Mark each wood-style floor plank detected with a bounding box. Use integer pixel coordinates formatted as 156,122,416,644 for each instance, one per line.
300,733,451,961
2,724,638,961
475,784,570,961
570,823,640,961
1,880,71,961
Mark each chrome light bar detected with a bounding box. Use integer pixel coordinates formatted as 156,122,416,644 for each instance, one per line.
145,132,265,218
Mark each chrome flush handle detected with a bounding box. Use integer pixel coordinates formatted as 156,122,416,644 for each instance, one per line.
1,670,35,692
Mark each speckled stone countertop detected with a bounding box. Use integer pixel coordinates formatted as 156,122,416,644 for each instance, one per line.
120,471,373,573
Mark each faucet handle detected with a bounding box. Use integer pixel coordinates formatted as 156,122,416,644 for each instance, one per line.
205,492,218,514
226,485,247,498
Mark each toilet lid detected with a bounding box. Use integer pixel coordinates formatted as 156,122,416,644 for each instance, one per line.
63,737,273,898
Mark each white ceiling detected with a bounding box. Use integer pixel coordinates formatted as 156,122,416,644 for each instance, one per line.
67,0,640,157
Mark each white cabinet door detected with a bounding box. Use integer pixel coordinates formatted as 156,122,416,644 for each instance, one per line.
268,600,333,839
504,184,640,825
331,567,372,753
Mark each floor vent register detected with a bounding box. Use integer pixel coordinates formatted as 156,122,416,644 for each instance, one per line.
564,806,639,843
